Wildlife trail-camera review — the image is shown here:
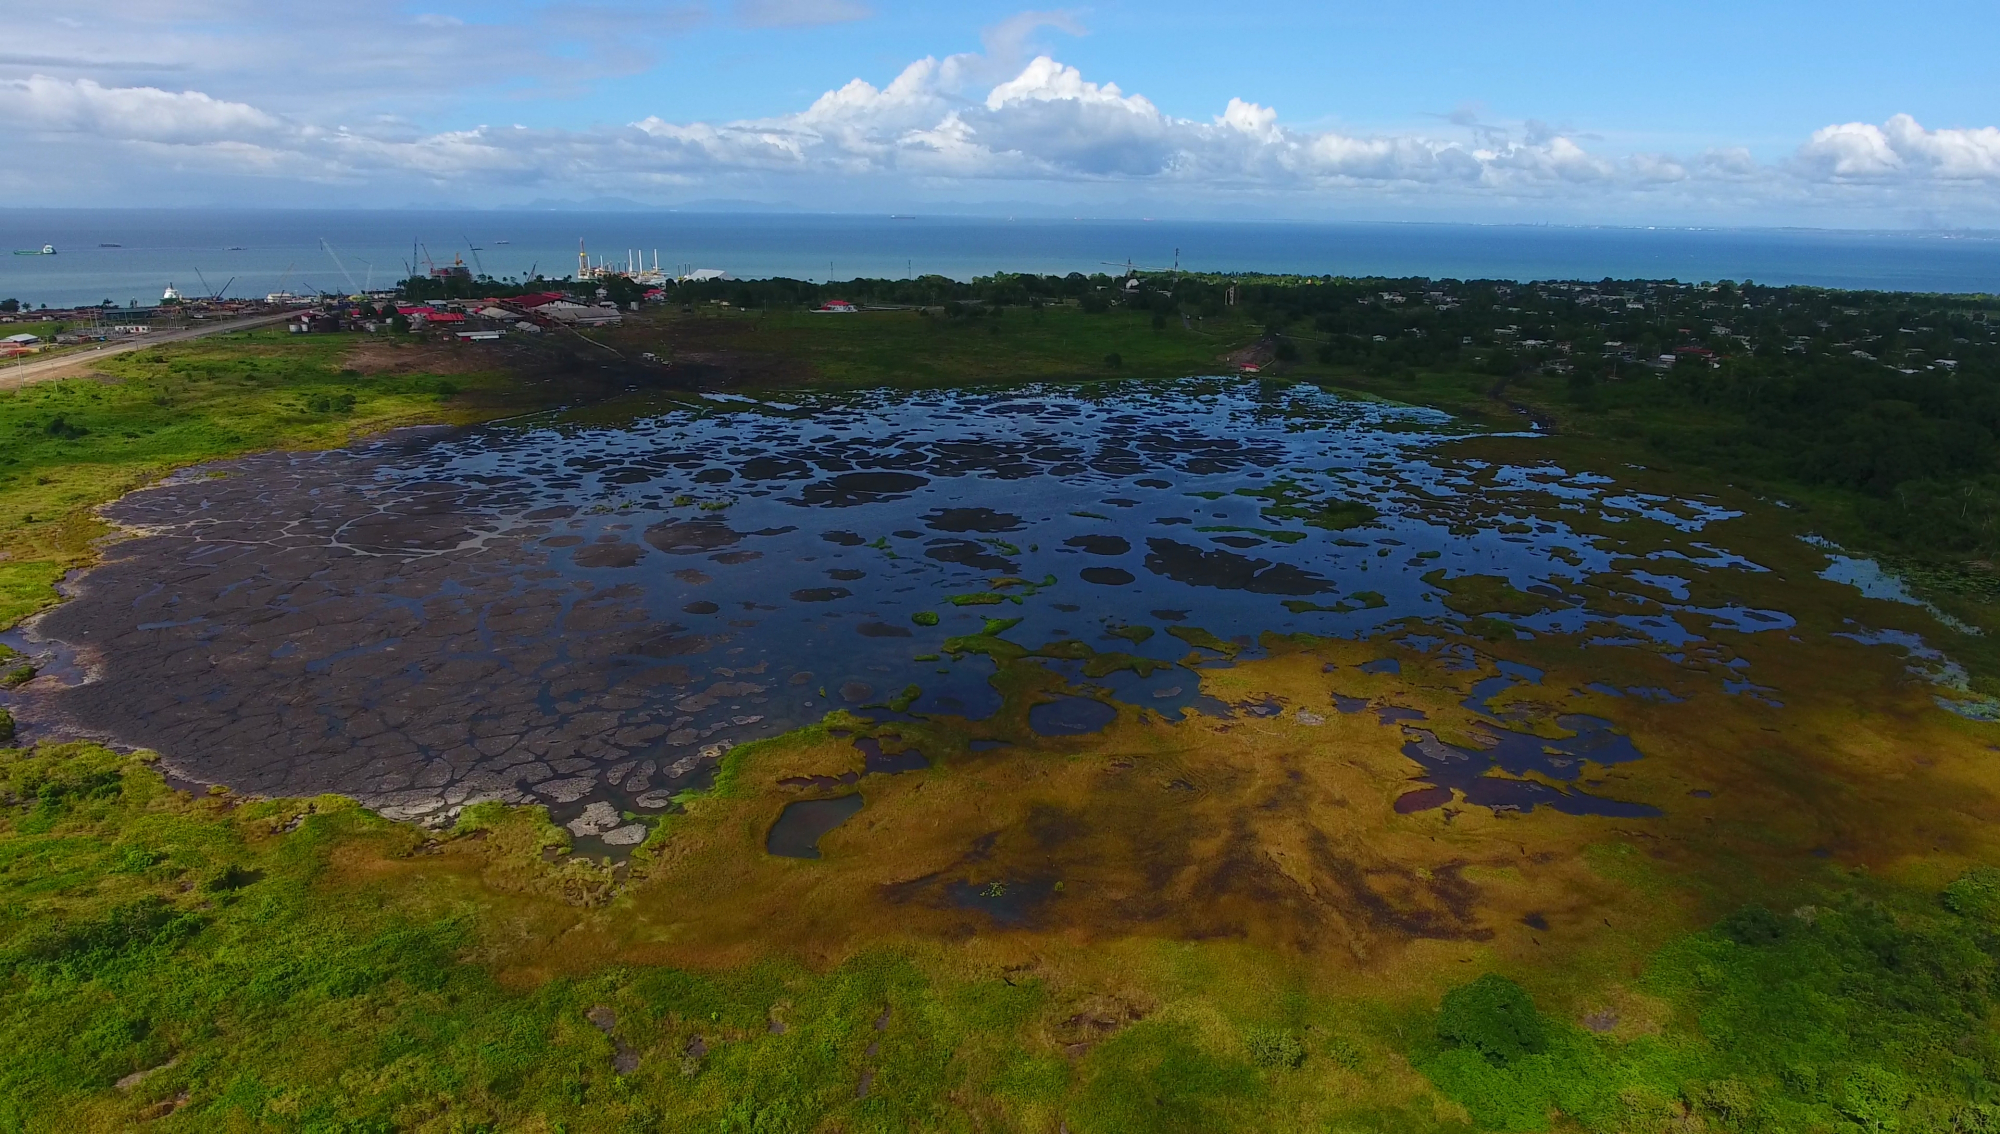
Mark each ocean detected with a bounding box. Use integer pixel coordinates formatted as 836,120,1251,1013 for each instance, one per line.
2,209,1997,309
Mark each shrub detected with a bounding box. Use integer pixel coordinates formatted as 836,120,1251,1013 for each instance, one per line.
1943,868,2000,922
1245,1027,1305,1069
305,392,357,414
43,415,88,440
1435,974,1547,1066
10,897,205,979
1719,903,1791,946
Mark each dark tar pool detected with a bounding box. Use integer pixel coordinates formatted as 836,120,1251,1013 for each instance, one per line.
2,377,1829,840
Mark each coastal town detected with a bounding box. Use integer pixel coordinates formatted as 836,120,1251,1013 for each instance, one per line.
0,241,735,364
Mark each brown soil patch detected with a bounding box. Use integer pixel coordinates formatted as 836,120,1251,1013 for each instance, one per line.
340,338,512,376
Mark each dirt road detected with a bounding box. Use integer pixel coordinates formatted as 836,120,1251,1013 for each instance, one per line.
0,311,294,389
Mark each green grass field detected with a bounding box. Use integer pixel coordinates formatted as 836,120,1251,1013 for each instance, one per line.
612,304,1264,389
9,741,2000,1131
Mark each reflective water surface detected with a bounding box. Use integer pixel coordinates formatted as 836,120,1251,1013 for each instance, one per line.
6,379,1833,838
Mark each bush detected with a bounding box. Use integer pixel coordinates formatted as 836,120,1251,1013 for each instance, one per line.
1943,867,2000,922
1435,974,1547,1066
10,897,205,979
305,392,356,414
1718,904,1791,946
1245,1027,1305,1069
43,415,88,440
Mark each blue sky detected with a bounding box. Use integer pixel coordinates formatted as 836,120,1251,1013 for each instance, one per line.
2,1,1997,225
612,1,1990,149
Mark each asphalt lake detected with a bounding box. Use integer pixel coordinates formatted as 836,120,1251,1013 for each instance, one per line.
3,377,1960,850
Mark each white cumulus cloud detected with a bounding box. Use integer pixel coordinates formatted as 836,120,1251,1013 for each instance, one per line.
6,43,2000,224
0,74,281,144
1796,114,2000,182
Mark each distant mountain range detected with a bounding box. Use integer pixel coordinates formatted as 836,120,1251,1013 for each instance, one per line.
519,197,810,213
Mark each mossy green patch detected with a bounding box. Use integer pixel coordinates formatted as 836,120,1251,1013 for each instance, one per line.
1195,525,1308,544
1422,569,1551,617
1229,481,1382,531
1165,625,1242,658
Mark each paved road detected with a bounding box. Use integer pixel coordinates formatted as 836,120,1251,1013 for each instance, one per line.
0,311,293,389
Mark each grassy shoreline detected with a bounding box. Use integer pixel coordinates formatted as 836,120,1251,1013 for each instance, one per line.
9,704,2000,1131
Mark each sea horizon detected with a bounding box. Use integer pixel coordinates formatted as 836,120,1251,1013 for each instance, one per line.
4,208,1998,309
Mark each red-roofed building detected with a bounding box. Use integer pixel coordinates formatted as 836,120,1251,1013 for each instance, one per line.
504,292,568,310
815,299,858,313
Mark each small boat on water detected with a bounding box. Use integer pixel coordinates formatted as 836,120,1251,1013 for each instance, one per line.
494,240,511,245
99,243,122,248
13,244,55,256
225,246,246,251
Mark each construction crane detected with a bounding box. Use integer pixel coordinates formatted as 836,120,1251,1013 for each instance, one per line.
319,238,359,294
462,236,484,279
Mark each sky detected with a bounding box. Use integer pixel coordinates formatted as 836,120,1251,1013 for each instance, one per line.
2,1,1997,226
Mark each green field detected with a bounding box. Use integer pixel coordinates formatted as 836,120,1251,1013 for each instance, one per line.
605,303,1264,389
9,739,2000,1132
